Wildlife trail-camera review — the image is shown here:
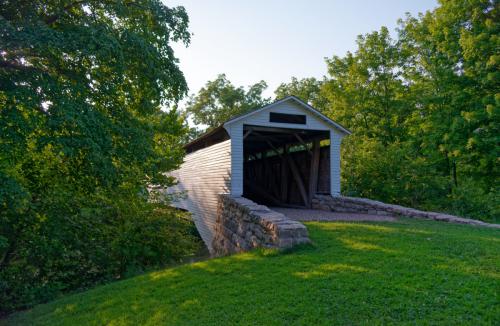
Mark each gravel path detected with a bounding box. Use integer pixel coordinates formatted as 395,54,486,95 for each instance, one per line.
271,207,397,222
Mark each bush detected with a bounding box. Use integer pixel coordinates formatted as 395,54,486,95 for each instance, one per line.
0,195,202,313
341,137,498,222
446,180,499,223
341,137,448,207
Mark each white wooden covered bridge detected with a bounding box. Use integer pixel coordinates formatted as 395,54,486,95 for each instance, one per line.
168,96,351,251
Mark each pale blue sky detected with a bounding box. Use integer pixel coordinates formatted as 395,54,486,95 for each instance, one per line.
167,0,438,98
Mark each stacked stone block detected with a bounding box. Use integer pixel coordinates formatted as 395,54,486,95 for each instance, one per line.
312,194,499,229
212,195,310,256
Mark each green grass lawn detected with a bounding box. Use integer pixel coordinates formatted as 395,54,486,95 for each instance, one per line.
4,218,499,325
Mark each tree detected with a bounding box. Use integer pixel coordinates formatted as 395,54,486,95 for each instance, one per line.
323,27,410,144
0,0,200,312
321,27,427,206
185,74,270,130
393,0,499,220
274,77,327,110
399,0,499,193
321,0,499,221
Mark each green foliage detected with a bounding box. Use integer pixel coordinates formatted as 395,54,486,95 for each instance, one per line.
340,137,449,208
185,73,270,130
0,0,201,312
4,220,499,325
324,26,409,144
322,0,499,221
274,77,327,110
399,0,499,188
447,179,500,222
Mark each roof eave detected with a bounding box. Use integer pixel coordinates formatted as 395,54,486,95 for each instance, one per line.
288,96,352,135
183,125,225,150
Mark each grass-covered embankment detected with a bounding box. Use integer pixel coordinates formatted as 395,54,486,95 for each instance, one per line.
4,218,499,325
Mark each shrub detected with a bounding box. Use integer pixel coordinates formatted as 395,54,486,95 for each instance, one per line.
0,194,202,313
447,180,499,223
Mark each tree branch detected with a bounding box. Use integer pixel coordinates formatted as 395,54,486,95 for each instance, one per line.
0,60,37,71
44,0,87,25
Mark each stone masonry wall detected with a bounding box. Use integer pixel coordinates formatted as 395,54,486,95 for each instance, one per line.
312,194,500,229
212,195,311,256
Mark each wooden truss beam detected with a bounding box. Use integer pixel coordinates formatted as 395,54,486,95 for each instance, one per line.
283,146,309,207
280,145,289,203
308,140,320,205
243,128,253,139
244,177,282,206
293,133,312,155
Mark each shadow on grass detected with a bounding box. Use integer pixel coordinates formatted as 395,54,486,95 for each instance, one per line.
6,219,500,326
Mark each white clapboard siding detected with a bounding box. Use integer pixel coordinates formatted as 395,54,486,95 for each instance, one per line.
330,130,342,195
234,100,331,131
227,123,243,196
224,99,346,197
167,140,231,251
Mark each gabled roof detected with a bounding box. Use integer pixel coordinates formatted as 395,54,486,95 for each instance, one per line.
224,95,352,135
184,95,351,152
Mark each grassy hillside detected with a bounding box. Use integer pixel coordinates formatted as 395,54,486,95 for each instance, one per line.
4,219,499,325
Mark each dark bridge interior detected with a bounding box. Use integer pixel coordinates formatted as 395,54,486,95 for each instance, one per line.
243,125,331,208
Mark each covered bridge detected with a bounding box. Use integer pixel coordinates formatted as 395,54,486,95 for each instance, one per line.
168,96,351,252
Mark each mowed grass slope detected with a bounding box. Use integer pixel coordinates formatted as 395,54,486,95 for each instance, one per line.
4,219,500,325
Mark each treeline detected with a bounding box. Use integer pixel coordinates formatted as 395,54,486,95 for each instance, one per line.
186,0,499,222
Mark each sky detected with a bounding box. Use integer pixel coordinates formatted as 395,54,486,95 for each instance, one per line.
167,0,438,98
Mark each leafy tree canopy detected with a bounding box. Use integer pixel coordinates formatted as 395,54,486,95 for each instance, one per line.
184,74,270,130
0,0,200,312
322,0,499,220
274,77,328,110
323,26,409,144
398,0,499,187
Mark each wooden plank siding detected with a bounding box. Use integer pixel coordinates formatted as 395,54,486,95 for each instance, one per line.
228,124,244,196
330,130,342,195
231,100,332,132
168,140,231,251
